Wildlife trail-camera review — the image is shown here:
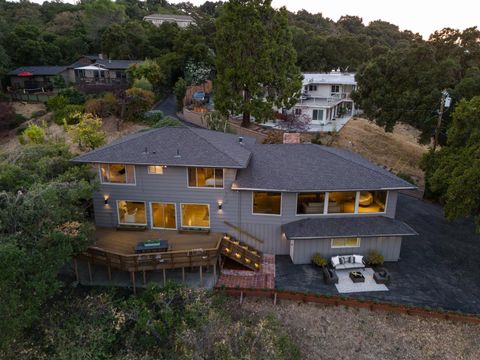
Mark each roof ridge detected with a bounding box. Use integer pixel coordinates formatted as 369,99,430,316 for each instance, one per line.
316,144,410,185
189,128,244,167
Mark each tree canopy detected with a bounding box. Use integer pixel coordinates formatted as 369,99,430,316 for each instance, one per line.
214,0,302,126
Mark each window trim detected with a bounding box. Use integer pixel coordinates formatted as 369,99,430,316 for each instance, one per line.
186,167,224,189
331,237,361,249
251,191,282,216
180,203,211,229
356,191,388,215
149,202,177,230
312,109,324,121
295,192,327,216
295,191,389,216
147,165,164,175
99,164,136,186
116,200,147,226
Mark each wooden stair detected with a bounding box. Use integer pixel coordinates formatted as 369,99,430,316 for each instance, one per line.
220,234,262,271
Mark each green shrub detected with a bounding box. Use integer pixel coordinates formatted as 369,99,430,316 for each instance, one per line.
53,104,84,125
366,250,385,266
31,110,47,119
311,253,328,267
84,93,119,117
133,77,153,92
67,112,106,150
152,116,184,128
58,87,86,105
47,95,68,112
396,172,416,185
22,124,46,144
125,87,155,122
174,77,187,111
52,74,66,89
143,110,164,126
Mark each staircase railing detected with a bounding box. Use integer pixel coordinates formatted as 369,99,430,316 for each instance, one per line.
220,235,261,271
224,221,264,245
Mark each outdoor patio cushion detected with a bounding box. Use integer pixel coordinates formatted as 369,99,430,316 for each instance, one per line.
331,256,340,267
354,255,364,264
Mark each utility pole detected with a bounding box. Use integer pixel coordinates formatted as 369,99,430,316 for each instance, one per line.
433,90,451,151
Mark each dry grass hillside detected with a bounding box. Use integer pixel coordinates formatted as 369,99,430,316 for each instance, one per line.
332,117,428,189
1,103,147,155
240,298,480,360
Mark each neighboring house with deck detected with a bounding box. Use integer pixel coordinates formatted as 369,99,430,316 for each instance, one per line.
8,66,69,91
72,127,417,265
143,13,195,28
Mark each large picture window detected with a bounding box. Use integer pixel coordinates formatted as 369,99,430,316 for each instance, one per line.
331,237,360,248
327,192,356,214
252,192,282,215
100,164,135,184
358,191,387,213
188,167,223,188
117,201,146,225
297,192,326,214
181,204,210,228
151,202,176,229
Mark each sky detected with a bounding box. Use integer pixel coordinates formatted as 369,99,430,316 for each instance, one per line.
168,0,480,39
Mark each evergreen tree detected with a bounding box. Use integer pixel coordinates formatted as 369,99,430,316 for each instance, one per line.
214,0,302,127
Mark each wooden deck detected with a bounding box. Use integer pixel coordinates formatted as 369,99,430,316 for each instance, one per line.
93,227,221,255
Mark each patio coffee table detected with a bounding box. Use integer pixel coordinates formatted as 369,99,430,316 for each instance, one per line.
135,240,169,254
349,271,365,283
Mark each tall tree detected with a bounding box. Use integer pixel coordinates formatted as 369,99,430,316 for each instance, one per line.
214,0,302,127
422,96,480,229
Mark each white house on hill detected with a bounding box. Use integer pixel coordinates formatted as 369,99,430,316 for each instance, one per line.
265,71,358,132
143,14,195,28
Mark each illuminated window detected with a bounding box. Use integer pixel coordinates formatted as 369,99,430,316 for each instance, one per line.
252,192,281,215
358,191,387,213
188,167,223,188
100,164,135,184
327,192,356,214
117,201,146,225
148,165,164,174
297,193,326,214
331,238,360,248
181,204,210,228
151,203,176,229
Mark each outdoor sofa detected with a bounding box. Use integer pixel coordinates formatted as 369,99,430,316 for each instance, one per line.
331,254,365,270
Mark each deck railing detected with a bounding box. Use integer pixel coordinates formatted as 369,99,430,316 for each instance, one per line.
74,238,222,293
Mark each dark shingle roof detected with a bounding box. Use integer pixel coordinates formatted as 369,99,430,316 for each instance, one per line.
95,59,143,70
283,216,418,239
8,66,68,76
72,127,254,168
235,144,415,191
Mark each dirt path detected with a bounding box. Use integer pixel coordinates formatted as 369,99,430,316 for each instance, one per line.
238,298,480,360
332,117,428,189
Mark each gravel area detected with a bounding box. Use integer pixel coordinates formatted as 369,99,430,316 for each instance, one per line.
238,297,480,360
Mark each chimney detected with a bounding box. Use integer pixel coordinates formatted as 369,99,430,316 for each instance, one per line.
238,137,244,145
283,132,301,144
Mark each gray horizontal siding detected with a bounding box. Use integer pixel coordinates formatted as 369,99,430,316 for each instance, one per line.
291,236,402,264
93,164,401,257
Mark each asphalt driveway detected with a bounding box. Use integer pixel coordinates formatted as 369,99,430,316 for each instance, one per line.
276,193,480,314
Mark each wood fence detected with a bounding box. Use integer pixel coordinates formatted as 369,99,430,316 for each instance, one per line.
216,287,480,325
10,92,52,103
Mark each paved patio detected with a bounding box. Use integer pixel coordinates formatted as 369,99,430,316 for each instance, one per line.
276,193,480,314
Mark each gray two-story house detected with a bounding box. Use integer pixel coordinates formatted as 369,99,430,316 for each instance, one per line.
73,126,417,265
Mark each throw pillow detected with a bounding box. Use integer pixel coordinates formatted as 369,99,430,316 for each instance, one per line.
339,258,344,264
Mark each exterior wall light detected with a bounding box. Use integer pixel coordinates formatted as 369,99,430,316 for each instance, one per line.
104,194,109,205
218,200,223,210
